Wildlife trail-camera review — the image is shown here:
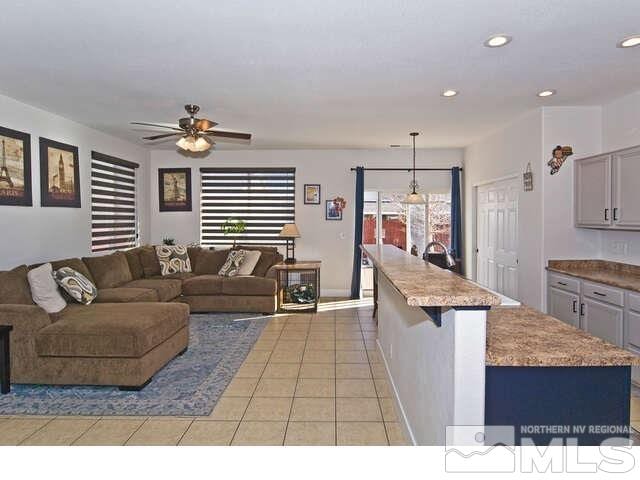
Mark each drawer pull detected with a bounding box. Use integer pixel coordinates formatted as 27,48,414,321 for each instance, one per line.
605,208,609,221
580,303,585,316
557,281,567,286
572,300,577,313
593,291,607,297
614,208,619,221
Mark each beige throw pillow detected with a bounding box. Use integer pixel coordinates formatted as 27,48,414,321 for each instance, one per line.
237,250,261,276
27,263,67,313
218,250,246,277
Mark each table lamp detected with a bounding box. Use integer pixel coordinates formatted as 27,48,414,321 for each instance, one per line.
279,223,301,264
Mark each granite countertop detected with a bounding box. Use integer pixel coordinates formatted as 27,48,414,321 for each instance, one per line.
361,244,501,307
486,305,640,367
547,259,640,293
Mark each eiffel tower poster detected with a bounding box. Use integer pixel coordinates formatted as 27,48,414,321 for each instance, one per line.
0,126,32,206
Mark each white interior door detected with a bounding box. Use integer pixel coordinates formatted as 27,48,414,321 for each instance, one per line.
476,177,518,299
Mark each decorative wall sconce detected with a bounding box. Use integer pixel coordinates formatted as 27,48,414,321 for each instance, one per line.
548,145,573,175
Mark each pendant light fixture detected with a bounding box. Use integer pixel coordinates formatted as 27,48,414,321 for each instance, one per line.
402,132,426,204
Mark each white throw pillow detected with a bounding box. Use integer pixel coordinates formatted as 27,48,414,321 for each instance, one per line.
27,263,67,313
237,250,262,276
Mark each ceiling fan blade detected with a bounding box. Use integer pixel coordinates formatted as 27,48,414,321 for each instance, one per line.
142,132,182,140
195,118,218,130
204,130,252,141
131,122,183,131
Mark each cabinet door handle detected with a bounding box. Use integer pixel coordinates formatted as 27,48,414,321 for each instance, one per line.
613,208,618,221
604,208,609,221
593,291,606,297
572,300,577,313
580,303,585,316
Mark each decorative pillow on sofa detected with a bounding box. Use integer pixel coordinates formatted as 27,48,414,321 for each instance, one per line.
232,245,282,276
53,267,98,305
237,250,261,276
27,263,67,313
155,245,192,276
218,250,246,277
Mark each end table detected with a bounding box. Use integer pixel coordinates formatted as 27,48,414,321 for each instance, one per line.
1,325,13,394
273,261,321,313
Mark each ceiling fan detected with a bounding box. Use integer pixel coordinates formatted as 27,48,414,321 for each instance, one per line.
131,104,252,152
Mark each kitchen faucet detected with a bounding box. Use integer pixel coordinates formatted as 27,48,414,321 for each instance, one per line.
423,241,456,269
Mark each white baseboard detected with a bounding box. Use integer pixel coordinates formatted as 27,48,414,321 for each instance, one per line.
321,289,351,297
377,338,417,446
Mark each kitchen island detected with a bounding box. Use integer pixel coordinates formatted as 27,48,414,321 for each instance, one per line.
362,244,501,445
486,306,638,445
362,244,639,446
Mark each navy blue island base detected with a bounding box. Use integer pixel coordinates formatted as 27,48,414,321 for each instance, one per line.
485,366,631,446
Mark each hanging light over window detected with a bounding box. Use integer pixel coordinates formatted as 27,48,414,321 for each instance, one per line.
402,132,426,205
176,135,211,152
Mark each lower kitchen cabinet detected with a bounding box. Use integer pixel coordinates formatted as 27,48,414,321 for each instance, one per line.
581,297,624,347
548,287,580,328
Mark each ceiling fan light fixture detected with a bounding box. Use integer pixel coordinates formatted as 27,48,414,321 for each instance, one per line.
176,135,211,152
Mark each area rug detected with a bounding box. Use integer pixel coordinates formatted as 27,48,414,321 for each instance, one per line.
0,313,269,416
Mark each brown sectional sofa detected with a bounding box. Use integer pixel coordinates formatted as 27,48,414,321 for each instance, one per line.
0,245,283,389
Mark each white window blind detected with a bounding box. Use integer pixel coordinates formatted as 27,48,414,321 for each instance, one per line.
200,167,295,247
91,151,139,252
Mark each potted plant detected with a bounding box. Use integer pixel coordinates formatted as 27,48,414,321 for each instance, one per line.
221,218,246,247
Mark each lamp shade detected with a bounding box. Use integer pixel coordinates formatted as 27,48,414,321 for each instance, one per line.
402,192,426,205
279,223,301,238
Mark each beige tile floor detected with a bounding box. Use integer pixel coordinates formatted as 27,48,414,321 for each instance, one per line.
0,298,409,446
1,297,638,446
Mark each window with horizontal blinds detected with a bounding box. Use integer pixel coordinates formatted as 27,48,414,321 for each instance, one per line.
200,167,295,247
91,151,139,252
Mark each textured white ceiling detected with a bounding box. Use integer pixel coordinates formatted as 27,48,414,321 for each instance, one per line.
0,0,639,149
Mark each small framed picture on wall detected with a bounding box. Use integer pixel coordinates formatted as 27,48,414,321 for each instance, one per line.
325,199,342,220
39,137,80,208
159,168,192,211
0,126,32,206
304,184,321,204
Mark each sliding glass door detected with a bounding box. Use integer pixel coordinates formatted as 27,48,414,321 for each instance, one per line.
360,190,452,295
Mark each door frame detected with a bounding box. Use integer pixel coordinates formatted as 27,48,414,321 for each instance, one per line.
471,174,519,284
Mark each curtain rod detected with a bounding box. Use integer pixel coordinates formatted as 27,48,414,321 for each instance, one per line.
349,167,462,172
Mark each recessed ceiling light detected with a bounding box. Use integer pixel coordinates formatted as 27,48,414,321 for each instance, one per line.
617,35,640,48
537,90,556,97
442,89,458,97
484,34,512,48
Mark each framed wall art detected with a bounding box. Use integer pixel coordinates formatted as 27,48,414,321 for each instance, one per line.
304,184,321,204
159,167,192,211
39,137,80,208
325,199,343,220
0,126,32,206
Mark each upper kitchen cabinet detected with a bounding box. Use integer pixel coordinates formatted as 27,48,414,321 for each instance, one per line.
574,145,640,230
575,154,612,227
612,146,640,228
